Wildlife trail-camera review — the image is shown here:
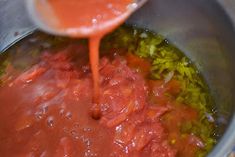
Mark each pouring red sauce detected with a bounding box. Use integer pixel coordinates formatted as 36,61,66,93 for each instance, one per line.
42,0,135,114
0,1,208,156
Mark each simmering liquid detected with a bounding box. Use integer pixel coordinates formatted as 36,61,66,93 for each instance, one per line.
0,26,217,157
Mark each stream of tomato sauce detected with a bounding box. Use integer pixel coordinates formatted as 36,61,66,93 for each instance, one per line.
0,1,208,156
43,0,134,110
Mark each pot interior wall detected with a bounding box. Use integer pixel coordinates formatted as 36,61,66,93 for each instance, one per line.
0,0,235,156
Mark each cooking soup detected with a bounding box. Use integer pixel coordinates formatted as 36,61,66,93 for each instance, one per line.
0,26,216,157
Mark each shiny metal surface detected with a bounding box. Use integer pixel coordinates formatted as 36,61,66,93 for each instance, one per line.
0,0,235,156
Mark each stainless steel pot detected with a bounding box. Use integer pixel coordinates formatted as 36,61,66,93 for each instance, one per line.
0,0,234,156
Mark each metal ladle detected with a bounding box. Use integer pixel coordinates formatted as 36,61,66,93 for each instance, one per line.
25,0,148,37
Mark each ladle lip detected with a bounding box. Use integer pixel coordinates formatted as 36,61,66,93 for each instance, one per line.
25,0,148,38
25,0,66,37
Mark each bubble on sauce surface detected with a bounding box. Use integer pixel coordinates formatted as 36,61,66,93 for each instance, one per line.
47,116,54,127
59,108,65,116
70,129,79,140
82,137,97,157
65,112,72,120
84,149,98,157
83,127,92,132
82,137,92,147
80,135,89,144
35,105,49,120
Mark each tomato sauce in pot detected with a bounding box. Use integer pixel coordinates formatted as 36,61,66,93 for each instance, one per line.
0,42,208,156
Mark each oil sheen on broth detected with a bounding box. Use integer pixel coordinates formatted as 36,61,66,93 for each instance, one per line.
0,26,216,157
